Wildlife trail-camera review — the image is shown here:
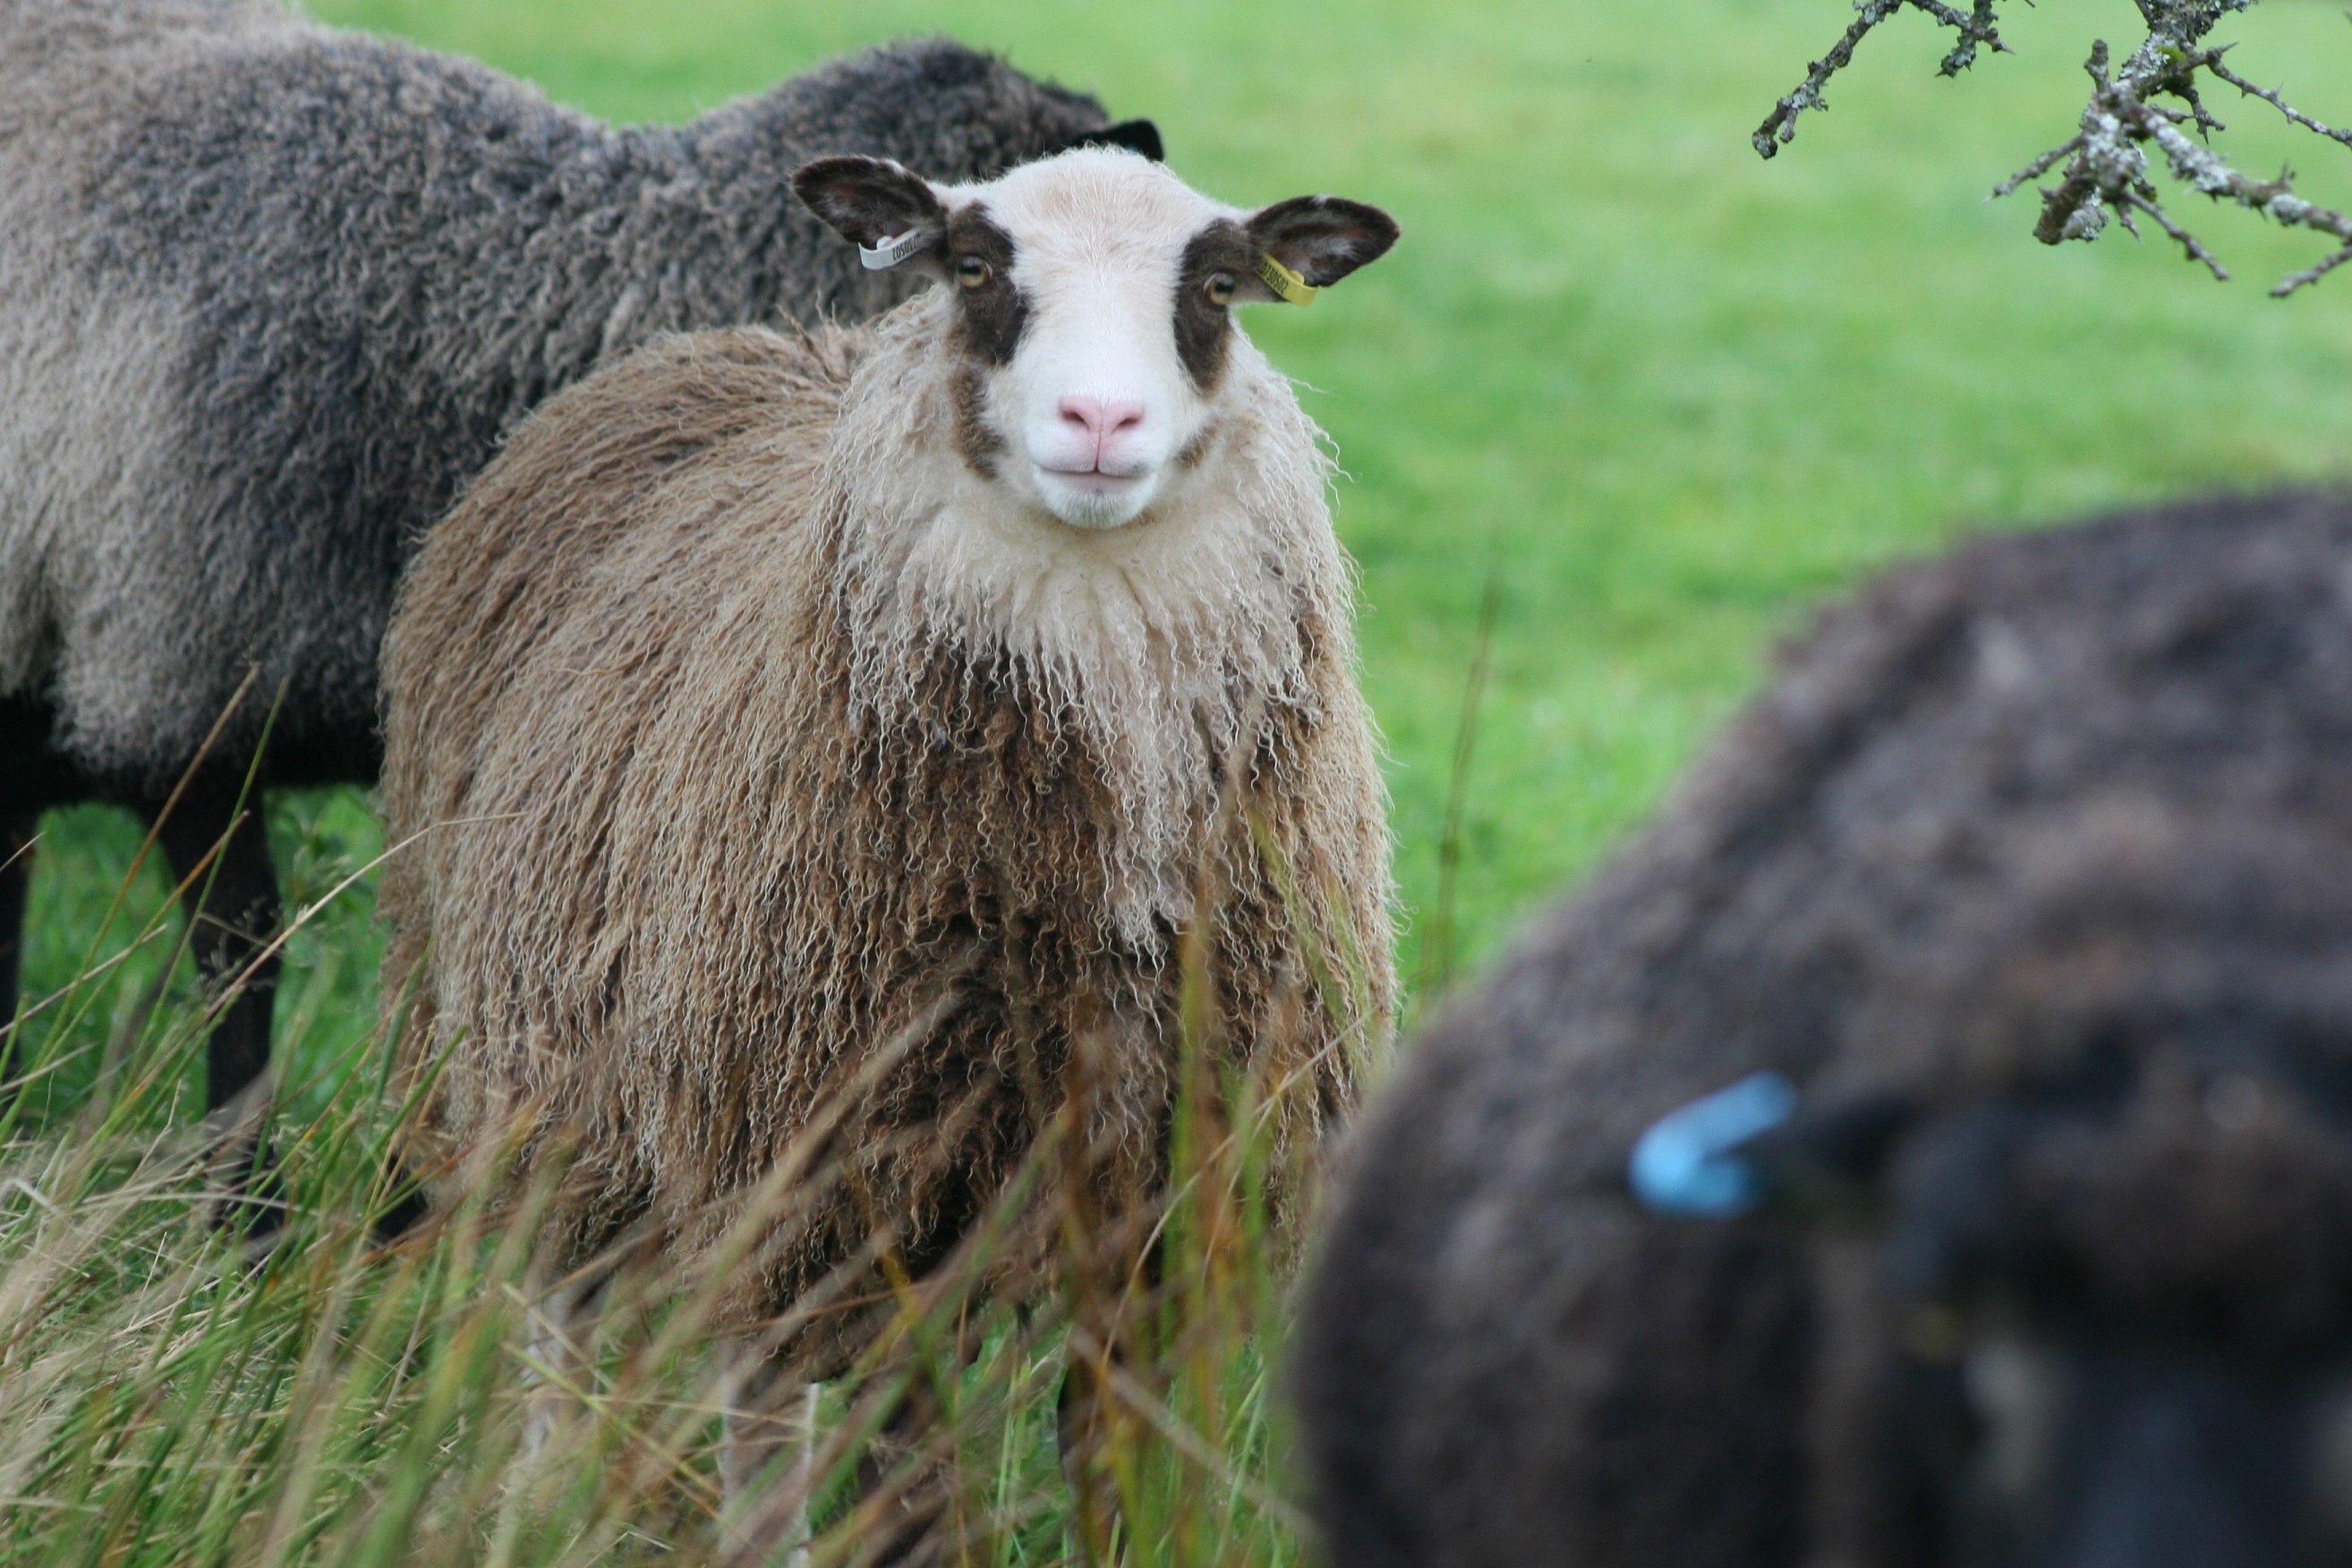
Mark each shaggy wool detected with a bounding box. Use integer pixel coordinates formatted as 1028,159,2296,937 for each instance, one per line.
1299,491,2352,1568
0,0,1129,792
379,311,1393,1358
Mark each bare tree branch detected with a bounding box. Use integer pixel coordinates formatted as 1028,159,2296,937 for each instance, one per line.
1762,0,2352,294
1754,0,2002,158
2125,190,2230,277
1994,135,2086,198
2196,47,2352,149
2271,241,2352,295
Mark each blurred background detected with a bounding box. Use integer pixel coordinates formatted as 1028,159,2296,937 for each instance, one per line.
28,0,2352,1094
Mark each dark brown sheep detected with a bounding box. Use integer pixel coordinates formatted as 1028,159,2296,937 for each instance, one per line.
1298,491,2352,1568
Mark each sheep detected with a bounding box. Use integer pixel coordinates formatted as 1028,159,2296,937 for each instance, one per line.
0,0,1157,1123
1297,490,2352,1568
375,145,1398,1537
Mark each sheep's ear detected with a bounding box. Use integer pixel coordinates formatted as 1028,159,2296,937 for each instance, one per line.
792,157,949,273
1626,1073,1916,1222
1235,195,1400,305
1061,118,1164,161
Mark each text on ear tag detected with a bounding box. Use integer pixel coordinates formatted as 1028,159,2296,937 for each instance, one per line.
1252,251,1318,306
859,230,930,270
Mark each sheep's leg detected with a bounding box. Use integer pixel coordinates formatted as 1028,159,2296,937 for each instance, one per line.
1058,1232,1161,1560
0,807,33,1094
0,694,73,1104
523,1271,604,1457
717,1351,822,1565
149,780,282,1228
149,781,280,1116
1057,1349,1124,1563
847,1382,950,1568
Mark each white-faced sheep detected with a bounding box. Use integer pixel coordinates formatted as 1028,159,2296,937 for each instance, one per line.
376,146,1398,1537
1300,491,2352,1568
0,0,1155,1118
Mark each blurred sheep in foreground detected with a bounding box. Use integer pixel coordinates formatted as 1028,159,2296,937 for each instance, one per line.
1300,491,2352,1568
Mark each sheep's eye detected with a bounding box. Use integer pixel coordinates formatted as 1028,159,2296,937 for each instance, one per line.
956,256,993,289
1205,272,1237,307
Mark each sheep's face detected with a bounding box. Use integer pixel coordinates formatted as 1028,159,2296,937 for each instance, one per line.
794,149,1396,531
1777,1045,2352,1566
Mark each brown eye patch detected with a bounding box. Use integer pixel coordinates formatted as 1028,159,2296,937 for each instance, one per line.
949,363,1005,479
944,207,1027,366
1175,219,1254,393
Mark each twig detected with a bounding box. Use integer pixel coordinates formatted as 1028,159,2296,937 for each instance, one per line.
2197,47,2352,149
1756,0,2004,158
1765,0,2352,294
2125,191,2230,277
2271,242,2352,295
1993,134,2084,198
1754,0,1901,160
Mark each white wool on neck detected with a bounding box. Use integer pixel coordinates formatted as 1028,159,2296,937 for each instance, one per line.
821,301,1349,942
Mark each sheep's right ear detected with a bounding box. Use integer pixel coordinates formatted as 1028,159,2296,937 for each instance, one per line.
792,157,949,273
1237,195,1400,305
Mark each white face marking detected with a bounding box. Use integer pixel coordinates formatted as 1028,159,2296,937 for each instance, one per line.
944,151,1238,531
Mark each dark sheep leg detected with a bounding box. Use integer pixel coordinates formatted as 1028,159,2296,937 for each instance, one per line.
0,694,72,1101
0,808,32,1087
150,783,283,1227
148,784,280,1114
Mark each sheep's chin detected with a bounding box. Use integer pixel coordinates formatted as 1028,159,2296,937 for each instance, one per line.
1030,465,1159,531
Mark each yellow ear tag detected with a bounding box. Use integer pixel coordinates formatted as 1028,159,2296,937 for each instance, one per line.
1252,251,1318,306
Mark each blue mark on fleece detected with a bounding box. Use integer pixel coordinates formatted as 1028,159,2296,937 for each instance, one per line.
1629,1071,1799,1218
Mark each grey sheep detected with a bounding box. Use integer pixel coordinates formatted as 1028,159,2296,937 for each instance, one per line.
1300,492,2352,1568
0,0,1154,1121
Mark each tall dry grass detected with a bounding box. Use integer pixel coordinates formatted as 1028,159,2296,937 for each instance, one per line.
0,783,1340,1568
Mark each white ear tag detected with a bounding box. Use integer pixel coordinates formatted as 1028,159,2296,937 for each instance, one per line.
858,230,930,270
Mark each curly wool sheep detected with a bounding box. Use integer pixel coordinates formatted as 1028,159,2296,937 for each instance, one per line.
378,147,1397,1513
1300,492,2352,1568
0,0,1153,1113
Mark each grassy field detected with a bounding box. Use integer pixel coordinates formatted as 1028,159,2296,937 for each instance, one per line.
13,0,2352,1559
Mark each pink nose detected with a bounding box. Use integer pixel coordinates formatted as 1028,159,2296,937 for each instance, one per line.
1058,396,1146,451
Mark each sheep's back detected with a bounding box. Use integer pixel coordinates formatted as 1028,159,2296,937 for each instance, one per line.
2,0,632,780
0,5,1113,788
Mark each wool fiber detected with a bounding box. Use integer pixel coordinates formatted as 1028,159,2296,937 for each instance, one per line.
1300,492,2352,1568
379,300,1392,1357
0,0,1131,789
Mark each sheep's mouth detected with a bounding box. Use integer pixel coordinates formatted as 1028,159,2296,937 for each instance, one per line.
1030,463,1155,529
1035,464,1148,490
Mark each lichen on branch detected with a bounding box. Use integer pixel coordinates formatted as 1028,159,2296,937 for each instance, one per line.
1760,0,2352,294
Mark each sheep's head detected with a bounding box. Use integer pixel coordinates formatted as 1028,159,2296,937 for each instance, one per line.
1646,832,2352,1567
793,147,1396,531
1777,1071,2352,1568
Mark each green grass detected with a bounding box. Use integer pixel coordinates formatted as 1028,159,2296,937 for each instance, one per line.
14,0,2352,1558
299,0,2352,980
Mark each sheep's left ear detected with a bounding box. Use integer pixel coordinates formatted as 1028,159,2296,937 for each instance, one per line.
1238,195,1400,304
792,156,950,274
